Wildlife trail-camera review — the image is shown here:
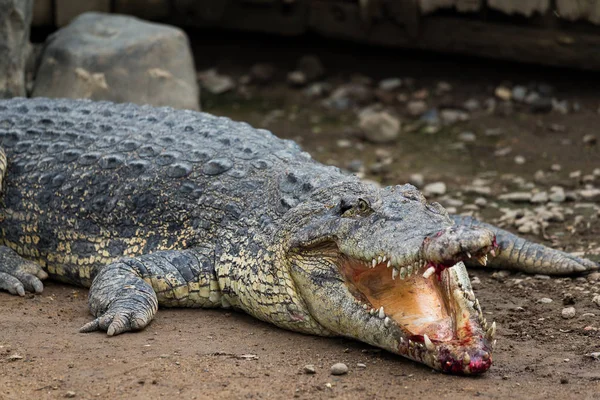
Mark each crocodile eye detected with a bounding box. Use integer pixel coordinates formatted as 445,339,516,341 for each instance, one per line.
357,198,370,213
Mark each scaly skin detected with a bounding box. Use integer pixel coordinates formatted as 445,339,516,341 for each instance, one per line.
0,98,597,374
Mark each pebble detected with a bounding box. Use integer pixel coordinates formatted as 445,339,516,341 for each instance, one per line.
330,363,349,375
561,307,576,319
495,86,511,101
378,78,402,91
549,187,566,203
530,191,548,204
583,134,597,145
249,63,275,84
303,364,316,374
538,298,553,304
579,188,600,201
358,110,401,144
593,294,600,308
512,85,527,102
551,163,562,172
423,182,447,196
474,197,487,207
356,363,367,369
499,192,532,202
463,98,480,111
297,55,325,82
514,155,526,165
587,272,600,282
407,100,427,116
409,173,425,188
552,99,569,114
440,109,469,124
287,71,307,86
458,131,476,142
303,82,332,98
494,147,512,157
420,109,440,126
197,69,235,94
65,391,76,398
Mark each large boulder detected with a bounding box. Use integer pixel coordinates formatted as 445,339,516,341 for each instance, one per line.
0,0,33,98
33,12,200,110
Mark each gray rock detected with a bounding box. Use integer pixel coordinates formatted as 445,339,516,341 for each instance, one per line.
423,182,447,196
552,99,569,114
514,155,526,165
378,78,402,91
409,173,425,188
495,86,511,101
297,54,325,82
583,134,597,146
303,364,316,374
303,82,332,98
499,192,532,202
579,188,600,201
463,98,480,112
593,294,600,308
511,85,527,102
458,131,476,142
0,0,33,98
549,187,566,203
440,109,469,124
287,71,307,86
198,69,235,94
407,100,427,116
33,13,199,110
538,297,553,304
323,83,373,110
358,110,401,144
330,363,349,375
561,307,576,319
249,63,276,84
531,191,548,204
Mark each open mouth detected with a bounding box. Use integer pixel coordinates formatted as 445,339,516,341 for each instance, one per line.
336,241,498,373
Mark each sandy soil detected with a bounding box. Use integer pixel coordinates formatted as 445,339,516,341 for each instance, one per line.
1,33,600,399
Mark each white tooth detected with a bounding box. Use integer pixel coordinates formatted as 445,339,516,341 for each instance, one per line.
486,321,496,340
422,266,436,279
377,256,382,263
387,260,391,268
400,337,405,344
466,252,471,258
372,259,377,268
384,317,391,327
392,268,398,280
407,265,414,276
463,353,471,365
382,255,387,262
492,339,497,350
400,267,407,279
378,306,385,319
363,304,368,310
423,334,435,352
490,249,496,257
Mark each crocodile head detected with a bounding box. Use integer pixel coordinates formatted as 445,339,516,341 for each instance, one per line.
283,182,498,374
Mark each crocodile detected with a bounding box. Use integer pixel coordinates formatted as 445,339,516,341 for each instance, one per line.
0,97,597,375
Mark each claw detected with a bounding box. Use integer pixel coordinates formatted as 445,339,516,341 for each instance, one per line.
485,321,496,341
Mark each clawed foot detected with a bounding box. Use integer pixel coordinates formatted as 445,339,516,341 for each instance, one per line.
79,298,155,336
0,246,48,296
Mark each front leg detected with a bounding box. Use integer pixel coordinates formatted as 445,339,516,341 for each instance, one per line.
80,247,221,336
452,215,598,274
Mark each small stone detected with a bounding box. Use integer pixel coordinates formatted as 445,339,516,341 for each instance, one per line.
7,354,23,361
524,91,540,105
198,69,235,94
407,100,427,116
569,170,581,180
514,155,526,165
552,99,569,114
287,71,307,86
579,188,600,201
583,134,597,146
538,298,553,304
551,164,562,172
358,110,401,144
494,147,512,157
563,293,576,305
423,182,447,196
549,187,566,203
249,63,275,84
436,81,452,92
463,98,480,112
420,109,439,125
561,307,576,319
585,352,600,360
511,85,527,102
458,131,476,142
330,363,349,375
592,294,600,308
378,78,402,91
499,192,532,202
474,197,487,207
303,364,316,374
356,363,367,369
409,173,424,188
297,55,325,82
530,191,548,204
495,86,511,101
587,272,600,282
65,391,76,398
303,82,332,98
440,109,469,124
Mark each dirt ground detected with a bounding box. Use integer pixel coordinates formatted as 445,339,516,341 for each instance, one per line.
1,33,600,399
